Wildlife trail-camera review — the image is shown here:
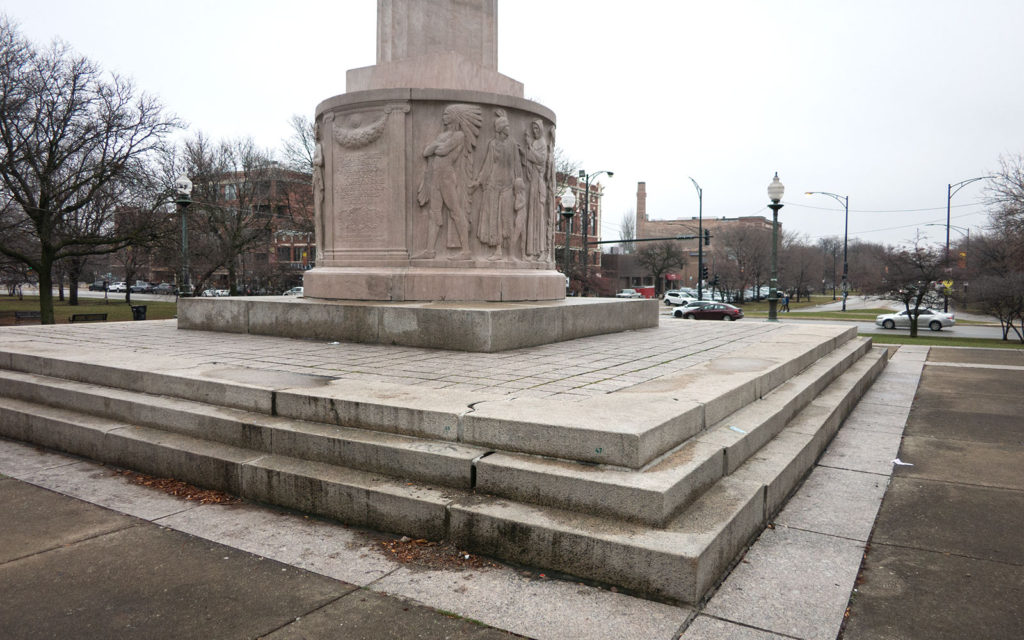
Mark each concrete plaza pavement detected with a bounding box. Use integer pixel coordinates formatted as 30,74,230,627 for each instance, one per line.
1,328,1021,638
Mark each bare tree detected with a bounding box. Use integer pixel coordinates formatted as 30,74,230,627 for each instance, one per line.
636,240,687,296
714,224,771,302
864,235,945,337
553,146,579,197
987,153,1024,236
281,114,315,174
618,209,636,253
778,232,819,302
0,18,181,322
180,134,279,295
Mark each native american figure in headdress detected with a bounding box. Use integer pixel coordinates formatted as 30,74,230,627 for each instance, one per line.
416,104,482,260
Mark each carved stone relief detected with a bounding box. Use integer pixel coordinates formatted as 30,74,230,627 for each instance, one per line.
414,104,482,260
414,103,555,264
331,111,391,247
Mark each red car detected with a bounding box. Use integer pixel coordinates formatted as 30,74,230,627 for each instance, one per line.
677,302,744,321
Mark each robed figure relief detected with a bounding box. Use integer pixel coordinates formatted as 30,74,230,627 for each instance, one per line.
471,110,525,261
416,104,482,260
312,120,324,261
523,119,553,260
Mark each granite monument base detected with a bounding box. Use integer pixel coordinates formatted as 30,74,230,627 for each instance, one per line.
177,296,658,352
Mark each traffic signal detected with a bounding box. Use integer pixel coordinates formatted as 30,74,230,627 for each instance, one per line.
701,265,709,280
703,229,710,246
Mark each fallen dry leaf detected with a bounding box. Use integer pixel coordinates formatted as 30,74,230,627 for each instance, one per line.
114,469,242,505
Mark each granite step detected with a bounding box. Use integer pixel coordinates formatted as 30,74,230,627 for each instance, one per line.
0,324,861,470
450,346,890,603
0,395,464,540
473,338,878,526
0,327,887,604
0,369,487,489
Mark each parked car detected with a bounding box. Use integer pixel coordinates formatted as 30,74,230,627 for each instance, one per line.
615,288,643,298
108,281,127,293
283,287,304,297
129,281,152,293
676,302,744,321
200,289,217,297
875,308,954,331
88,281,107,291
663,291,696,306
672,300,716,318
152,283,175,295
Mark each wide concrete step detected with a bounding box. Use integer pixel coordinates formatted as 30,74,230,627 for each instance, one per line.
0,395,464,540
0,325,886,604
448,347,889,603
473,338,876,525
0,324,861,470
0,369,488,489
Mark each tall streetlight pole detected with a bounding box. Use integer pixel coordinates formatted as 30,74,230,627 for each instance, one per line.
578,169,613,287
945,176,990,312
806,191,849,311
559,189,577,287
767,173,785,322
689,177,704,300
926,222,971,307
174,174,193,297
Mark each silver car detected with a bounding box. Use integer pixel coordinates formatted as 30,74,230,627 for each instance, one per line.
875,308,955,331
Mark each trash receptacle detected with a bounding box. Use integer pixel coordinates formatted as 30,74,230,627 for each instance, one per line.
131,305,147,321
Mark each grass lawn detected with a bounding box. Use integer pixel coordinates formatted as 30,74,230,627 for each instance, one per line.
863,332,1024,349
0,295,178,325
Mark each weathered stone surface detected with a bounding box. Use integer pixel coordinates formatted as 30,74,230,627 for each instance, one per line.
180,296,659,352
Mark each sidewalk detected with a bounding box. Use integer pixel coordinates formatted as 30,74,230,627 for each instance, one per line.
841,347,1024,639
1,345,1021,639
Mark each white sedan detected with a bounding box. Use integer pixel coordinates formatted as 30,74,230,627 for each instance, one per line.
875,308,955,331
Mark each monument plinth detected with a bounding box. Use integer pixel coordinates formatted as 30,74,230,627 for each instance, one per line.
305,0,561,302
180,0,658,350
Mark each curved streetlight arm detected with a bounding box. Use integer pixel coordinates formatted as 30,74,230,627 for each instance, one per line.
804,191,847,208
948,176,993,199
806,190,851,311
925,222,969,237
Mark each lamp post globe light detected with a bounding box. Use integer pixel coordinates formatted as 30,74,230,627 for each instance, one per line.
577,169,613,291
559,188,577,283
174,174,193,297
805,190,850,311
767,173,784,322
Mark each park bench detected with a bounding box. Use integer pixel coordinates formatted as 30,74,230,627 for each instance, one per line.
14,310,41,324
69,313,107,323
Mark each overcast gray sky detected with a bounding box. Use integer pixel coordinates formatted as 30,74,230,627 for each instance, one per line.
5,0,1023,248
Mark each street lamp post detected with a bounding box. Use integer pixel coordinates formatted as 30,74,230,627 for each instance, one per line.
767,173,784,322
577,169,613,289
944,176,990,312
559,189,577,285
689,177,704,300
174,174,193,297
925,222,971,307
806,190,850,311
